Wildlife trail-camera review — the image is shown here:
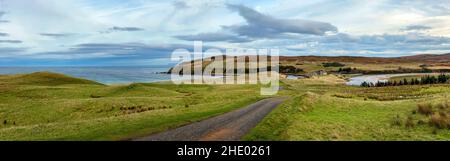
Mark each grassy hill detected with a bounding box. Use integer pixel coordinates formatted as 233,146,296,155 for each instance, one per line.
0,72,264,140
0,72,104,86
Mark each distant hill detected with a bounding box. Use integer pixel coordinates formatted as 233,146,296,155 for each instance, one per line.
398,53,450,63
168,53,450,74
280,53,450,63
279,55,400,64
178,53,450,65
0,72,104,86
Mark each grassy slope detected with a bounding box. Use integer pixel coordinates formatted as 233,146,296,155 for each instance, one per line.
0,72,103,86
0,72,264,140
244,75,450,141
4,71,450,141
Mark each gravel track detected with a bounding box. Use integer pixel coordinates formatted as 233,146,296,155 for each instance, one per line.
133,97,286,141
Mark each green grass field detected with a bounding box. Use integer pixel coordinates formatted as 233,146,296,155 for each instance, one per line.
0,72,265,140
244,76,450,141
2,72,450,141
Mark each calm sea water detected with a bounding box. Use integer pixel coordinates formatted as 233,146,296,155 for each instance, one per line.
0,66,172,84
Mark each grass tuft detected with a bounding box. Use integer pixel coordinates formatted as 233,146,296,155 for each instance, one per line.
417,103,433,115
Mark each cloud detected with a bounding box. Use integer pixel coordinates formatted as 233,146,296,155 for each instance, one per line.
104,26,145,33
39,33,73,38
402,25,432,31
174,32,253,43
33,42,215,60
0,47,28,59
0,40,22,43
283,32,450,56
226,4,338,37
0,47,27,53
174,4,338,43
393,0,450,16
0,32,9,37
0,11,9,23
173,1,188,9
0,11,5,19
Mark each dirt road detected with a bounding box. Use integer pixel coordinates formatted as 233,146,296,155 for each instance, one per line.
133,97,286,141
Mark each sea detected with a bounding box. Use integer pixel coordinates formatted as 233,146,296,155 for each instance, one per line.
0,66,173,84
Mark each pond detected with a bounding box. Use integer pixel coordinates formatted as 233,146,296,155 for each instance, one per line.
346,73,437,86
286,75,307,80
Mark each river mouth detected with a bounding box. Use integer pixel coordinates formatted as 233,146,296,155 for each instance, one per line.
346,73,445,86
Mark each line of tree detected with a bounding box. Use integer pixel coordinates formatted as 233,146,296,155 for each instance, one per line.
338,67,358,73
323,62,345,67
361,74,450,87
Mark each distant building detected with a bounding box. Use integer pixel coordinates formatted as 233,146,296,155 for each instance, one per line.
308,70,328,77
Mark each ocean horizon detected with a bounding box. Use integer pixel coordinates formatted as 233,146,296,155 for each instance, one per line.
0,66,173,84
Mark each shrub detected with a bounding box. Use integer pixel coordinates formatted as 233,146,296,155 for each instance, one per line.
405,116,415,128
280,65,303,73
430,113,450,129
417,103,433,115
436,102,449,110
391,115,402,126
90,94,102,98
417,119,426,125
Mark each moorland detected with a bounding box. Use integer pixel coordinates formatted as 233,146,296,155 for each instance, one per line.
2,53,450,140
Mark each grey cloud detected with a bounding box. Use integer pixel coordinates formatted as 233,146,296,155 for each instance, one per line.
0,47,26,53
0,32,9,37
27,42,226,61
174,32,253,43
402,25,432,31
38,42,215,59
109,26,144,32
0,40,22,43
100,26,145,34
0,11,9,23
0,47,28,59
40,33,73,38
174,4,338,43
226,4,338,37
173,1,188,9
0,11,5,18
284,32,450,56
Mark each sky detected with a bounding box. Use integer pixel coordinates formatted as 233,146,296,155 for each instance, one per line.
0,0,450,66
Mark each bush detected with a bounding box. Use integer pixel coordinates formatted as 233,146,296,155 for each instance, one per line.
90,94,102,98
280,65,303,73
401,102,450,130
417,103,433,115
405,116,415,128
391,115,402,126
430,113,450,129
436,102,449,110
